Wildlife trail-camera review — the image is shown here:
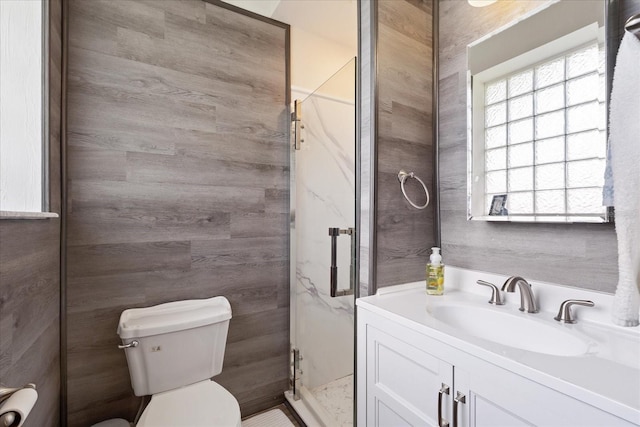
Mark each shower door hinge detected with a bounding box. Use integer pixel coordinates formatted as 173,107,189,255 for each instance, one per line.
289,347,302,400
292,99,303,150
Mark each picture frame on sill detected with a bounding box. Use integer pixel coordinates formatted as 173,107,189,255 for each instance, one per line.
489,194,508,216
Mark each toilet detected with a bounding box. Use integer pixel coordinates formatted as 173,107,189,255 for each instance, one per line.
95,296,241,427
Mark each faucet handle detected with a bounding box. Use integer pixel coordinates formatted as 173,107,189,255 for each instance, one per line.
554,299,595,324
476,280,505,305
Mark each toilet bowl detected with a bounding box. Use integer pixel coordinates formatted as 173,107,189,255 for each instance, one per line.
94,297,241,427
137,380,240,427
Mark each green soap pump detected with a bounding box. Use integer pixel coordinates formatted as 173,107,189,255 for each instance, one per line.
426,247,444,295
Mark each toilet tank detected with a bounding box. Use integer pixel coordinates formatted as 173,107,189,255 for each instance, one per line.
117,296,232,396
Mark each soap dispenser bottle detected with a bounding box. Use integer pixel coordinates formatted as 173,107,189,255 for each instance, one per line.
426,247,444,295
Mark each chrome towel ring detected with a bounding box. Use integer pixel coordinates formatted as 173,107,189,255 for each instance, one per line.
397,170,430,209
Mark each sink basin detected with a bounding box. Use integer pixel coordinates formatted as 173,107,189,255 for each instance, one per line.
429,305,591,356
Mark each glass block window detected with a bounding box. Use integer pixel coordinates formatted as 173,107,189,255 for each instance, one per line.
483,42,606,217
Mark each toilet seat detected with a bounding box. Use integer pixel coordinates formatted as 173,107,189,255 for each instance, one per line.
137,380,241,427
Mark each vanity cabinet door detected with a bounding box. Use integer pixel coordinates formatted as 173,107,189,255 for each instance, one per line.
364,321,454,427
454,359,638,427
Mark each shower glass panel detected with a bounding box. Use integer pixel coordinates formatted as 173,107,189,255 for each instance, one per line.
288,58,356,427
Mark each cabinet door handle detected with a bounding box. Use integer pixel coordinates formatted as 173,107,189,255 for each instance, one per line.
453,391,466,427
438,383,450,427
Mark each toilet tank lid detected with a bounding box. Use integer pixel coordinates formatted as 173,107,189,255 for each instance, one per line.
117,296,231,339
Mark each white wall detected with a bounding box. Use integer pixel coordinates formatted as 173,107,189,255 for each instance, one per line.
0,0,43,212
290,26,356,96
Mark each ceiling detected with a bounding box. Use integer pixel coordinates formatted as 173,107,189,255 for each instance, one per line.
223,0,357,51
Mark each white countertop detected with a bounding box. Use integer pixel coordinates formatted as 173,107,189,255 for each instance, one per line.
357,266,640,425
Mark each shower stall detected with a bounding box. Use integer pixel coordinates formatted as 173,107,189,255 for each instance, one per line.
286,58,357,427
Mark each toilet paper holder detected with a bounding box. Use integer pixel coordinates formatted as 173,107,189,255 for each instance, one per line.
0,384,35,404
0,383,36,427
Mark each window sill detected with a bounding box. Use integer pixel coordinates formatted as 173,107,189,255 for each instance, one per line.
0,211,59,220
468,214,608,224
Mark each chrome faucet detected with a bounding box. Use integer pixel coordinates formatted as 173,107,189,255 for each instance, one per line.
502,276,539,313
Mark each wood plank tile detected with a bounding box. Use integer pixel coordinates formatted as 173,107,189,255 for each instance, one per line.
165,11,284,80
67,241,192,278
226,308,289,344
223,332,289,371
67,89,217,136
0,218,60,427
230,212,289,238
66,261,287,314
65,1,290,424
68,395,141,427
126,151,288,189
68,2,118,56
67,208,230,245
190,237,287,268
215,355,289,402
67,146,127,181
174,129,289,167
71,0,166,40
387,102,432,145
233,379,289,417
375,0,435,288
265,189,290,214
1,320,60,427
379,0,431,44
67,44,246,110
68,180,265,215
140,0,206,24
376,137,433,176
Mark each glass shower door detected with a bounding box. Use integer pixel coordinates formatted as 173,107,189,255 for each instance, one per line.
288,58,356,427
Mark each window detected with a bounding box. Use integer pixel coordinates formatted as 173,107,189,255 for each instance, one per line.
0,0,46,213
482,42,606,219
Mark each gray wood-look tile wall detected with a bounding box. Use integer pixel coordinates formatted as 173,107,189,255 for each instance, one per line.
65,1,290,425
0,1,63,426
375,0,436,288
437,0,637,292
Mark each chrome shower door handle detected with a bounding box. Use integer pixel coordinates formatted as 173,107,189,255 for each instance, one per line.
438,383,450,427
453,391,466,427
328,227,355,297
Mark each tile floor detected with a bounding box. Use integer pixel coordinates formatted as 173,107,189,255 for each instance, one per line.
242,404,303,427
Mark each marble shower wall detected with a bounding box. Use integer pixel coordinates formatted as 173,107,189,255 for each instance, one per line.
292,61,356,391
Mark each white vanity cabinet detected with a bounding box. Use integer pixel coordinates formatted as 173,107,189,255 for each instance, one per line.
363,319,453,426
358,306,638,427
